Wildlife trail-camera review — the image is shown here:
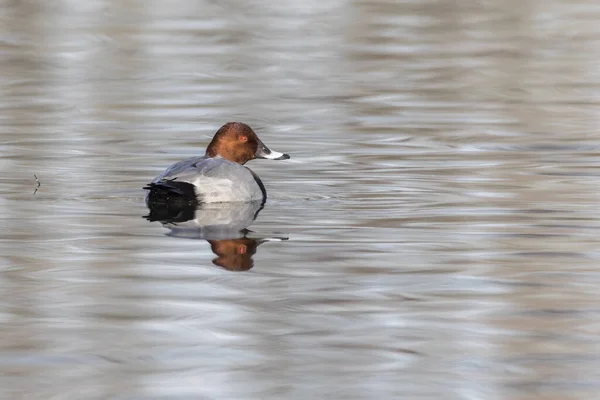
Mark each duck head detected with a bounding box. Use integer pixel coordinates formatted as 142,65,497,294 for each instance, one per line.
205,122,290,165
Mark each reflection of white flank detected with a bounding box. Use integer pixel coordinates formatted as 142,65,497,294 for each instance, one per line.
165,201,264,240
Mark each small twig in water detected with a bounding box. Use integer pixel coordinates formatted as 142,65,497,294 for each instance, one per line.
33,174,41,195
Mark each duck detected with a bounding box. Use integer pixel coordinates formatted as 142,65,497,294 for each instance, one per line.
144,122,290,206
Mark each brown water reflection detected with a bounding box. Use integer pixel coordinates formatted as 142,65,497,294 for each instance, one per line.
2,0,600,399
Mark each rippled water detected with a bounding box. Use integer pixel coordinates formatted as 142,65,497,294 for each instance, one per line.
2,0,600,398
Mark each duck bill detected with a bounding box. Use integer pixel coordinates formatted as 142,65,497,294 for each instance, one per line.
255,140,290,160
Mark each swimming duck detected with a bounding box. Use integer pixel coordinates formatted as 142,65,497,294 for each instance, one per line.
144,122,289,205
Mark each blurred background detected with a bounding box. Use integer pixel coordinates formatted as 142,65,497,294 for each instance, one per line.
2,0,600,399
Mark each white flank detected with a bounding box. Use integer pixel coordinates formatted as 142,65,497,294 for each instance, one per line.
192,176,258,203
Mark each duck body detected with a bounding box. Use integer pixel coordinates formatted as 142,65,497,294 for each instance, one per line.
148,156,266,204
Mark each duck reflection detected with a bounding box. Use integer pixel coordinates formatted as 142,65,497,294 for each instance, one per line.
145,200,286,271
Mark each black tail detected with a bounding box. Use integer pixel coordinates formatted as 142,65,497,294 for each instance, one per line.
144,180,198,208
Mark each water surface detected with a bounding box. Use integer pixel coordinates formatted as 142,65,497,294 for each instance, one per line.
2,0,600,399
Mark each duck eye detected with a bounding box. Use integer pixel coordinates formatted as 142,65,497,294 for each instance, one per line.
239,135,247,142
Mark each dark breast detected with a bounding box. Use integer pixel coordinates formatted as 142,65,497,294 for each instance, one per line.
248,168,267,203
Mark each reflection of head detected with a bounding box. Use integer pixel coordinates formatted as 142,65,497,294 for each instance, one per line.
208,237,259,271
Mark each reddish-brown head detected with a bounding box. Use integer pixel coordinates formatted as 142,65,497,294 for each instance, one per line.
205,122,290,165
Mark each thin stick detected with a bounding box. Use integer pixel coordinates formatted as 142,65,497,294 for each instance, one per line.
33,174,41,195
